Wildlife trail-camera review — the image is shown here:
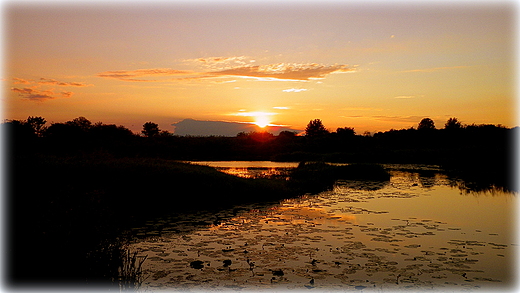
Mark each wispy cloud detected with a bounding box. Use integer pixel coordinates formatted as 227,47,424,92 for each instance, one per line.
96,68,193,82
37,78,92,87
371,115,426,123
189,56,254,70
340,115,364,118
11,87,73,101
209,63,353,81
229,111,278,117
10,77,89,101
97,60,354,83
283,88,308,93
12,78,31,84
394,95,424,99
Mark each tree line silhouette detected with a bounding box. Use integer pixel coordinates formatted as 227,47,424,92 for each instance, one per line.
4,116,515,162
5,115,516,190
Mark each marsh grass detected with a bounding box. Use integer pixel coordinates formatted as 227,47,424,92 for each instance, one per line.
117,248,148,291
86,237,147,291
8,155,300,286
289,162,390,193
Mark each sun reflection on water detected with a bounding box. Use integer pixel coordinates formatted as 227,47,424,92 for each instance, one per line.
129,166,516,291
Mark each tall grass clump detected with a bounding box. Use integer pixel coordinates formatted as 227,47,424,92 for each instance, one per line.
86,238,147,291
289,162,390,193
118,249,148,291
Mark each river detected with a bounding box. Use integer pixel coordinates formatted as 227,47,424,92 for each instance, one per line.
127,162,517,292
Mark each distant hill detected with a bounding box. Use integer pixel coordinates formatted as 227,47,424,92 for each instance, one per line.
171,118,302,136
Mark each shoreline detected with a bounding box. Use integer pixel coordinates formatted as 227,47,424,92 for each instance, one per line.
5,154,514,289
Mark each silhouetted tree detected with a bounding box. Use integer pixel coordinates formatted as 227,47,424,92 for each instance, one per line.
90,123,134,140
45,122,85,139
2,119,36,144
305,119,329,138
159,130,172,137
66,116,92,131
26,116,47,137
417,118,436,131
142,122,160,137
336,127,355,137
444,117,462,130
278,131,297,139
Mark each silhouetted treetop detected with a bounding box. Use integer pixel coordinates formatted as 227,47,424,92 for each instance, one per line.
305,119,329,137
90,123,134,140
142,122,160,137
444,117,462,130
278,131,297,139
336,127,356,137
418,118,436,130
26,116,47,137
66,116,92,130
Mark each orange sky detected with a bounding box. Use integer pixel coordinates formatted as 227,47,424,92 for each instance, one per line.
3,1,517,134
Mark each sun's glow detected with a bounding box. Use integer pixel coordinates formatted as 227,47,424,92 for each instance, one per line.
229,111,276,128
254,115,270,128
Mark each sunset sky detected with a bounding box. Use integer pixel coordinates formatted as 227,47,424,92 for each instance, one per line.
3,1,517,135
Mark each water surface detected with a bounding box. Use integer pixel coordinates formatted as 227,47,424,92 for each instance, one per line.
189,161,299,179
129,164,517,292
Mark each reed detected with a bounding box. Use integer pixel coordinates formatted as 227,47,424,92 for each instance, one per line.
289,162,390,193
86,238,147,291
118,248,148,291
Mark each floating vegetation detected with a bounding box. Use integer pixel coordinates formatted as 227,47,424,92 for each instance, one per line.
129,167,515,291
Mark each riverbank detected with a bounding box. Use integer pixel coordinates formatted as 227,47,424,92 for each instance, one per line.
6,155,291,286
7,151,517,290
7,155,392,288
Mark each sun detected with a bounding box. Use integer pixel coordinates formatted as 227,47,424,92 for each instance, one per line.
232,110,275,128
254,115,270,128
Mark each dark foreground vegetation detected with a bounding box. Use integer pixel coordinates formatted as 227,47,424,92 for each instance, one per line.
7,156,292,287
2,115,517,289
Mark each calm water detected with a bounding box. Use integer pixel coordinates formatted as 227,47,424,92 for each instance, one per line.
188,161,299,179
129,163,517,292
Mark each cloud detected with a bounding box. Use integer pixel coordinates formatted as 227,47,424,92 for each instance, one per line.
340,115,364,118
371,115,426,123
10,77,86,101
12,77,92,87
61,91,74,98
37,78,92,87
96,68,193,82
393,95,425,99
97,62,354,83
230,111,277,117
12,78,31,84
11,87,73,101
209,63,353,81
194,56,252,66
283,88,308,93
